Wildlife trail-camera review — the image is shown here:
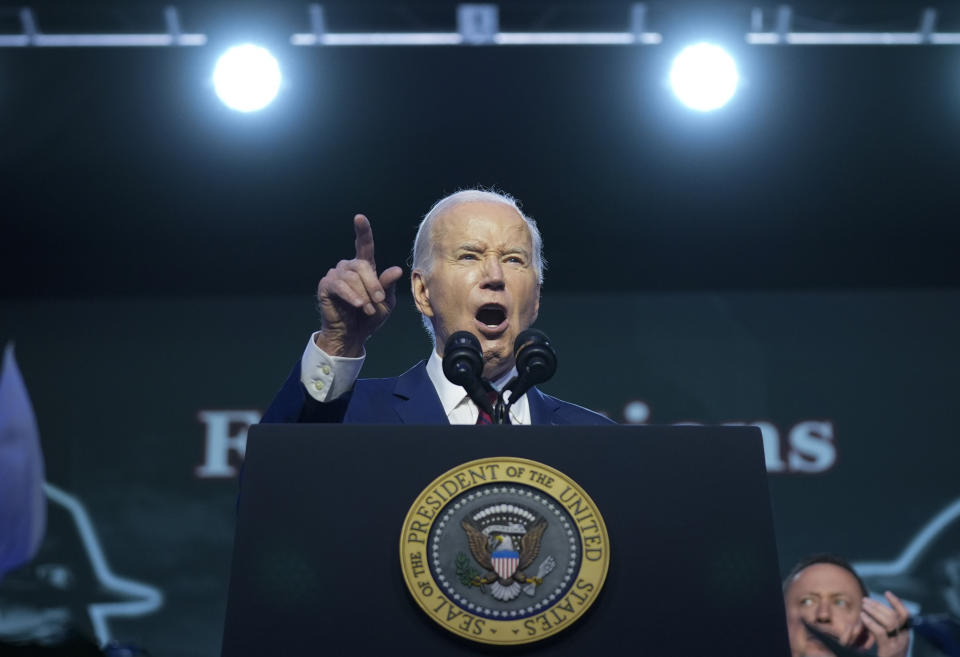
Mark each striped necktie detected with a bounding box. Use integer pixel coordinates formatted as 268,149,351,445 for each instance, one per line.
476,390,505,425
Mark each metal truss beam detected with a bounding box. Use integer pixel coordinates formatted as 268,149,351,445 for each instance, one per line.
0,4,957,49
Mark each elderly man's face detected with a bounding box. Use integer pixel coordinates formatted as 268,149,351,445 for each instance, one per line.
785,564,865,657
412,200,540,379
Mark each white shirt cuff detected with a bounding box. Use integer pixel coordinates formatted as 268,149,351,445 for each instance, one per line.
300,331,365,402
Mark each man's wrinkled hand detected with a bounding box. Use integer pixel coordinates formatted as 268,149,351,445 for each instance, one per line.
315,214,403,357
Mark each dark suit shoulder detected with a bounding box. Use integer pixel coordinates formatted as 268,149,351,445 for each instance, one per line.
537,391,617,425
352,375,400,394
333,375,402,424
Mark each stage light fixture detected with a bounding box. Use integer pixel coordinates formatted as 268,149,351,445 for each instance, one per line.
212,44,281,112
669,43,738,111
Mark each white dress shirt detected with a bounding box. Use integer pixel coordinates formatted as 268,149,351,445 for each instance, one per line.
300,331,530,425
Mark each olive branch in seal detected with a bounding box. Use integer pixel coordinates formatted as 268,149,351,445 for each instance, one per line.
456,552,484,590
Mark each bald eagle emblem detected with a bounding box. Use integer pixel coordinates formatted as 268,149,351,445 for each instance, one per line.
460,503,555,602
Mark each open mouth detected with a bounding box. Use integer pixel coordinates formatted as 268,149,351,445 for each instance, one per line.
475,304,508,333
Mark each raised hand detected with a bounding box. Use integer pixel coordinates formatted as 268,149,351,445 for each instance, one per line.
860,592,911,657
314,214,404,356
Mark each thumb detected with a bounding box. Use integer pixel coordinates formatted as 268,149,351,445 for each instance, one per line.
379,266,404,300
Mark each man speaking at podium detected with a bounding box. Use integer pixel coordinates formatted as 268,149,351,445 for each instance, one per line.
262,189,612,426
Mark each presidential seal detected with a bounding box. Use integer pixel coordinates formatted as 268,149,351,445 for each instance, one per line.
399,457,609,645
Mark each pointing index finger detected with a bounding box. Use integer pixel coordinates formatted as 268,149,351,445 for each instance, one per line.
354,214,376,265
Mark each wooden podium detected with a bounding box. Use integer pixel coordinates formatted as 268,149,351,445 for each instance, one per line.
221,424,790,656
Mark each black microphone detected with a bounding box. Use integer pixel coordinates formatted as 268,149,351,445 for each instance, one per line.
505,328,557,406
442,331,494,418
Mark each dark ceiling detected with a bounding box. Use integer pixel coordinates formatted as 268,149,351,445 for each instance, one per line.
1,1,959,297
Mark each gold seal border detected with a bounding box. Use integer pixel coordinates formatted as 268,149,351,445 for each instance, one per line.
399,456,610,646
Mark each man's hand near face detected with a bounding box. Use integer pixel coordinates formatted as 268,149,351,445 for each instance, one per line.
783,560,915,657
314,215,404,357
859,592,911,657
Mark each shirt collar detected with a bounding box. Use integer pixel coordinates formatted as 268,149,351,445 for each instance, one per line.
425,349,519,417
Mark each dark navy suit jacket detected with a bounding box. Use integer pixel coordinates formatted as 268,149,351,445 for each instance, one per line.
261,360,614,426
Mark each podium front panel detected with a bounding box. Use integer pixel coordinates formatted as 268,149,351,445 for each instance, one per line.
221,424,790,656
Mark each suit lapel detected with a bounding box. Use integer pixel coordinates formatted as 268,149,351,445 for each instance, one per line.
527,386,563,425
392,361,450,425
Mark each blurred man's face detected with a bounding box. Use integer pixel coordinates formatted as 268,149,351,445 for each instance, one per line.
785,563,864,657
412,200,540,380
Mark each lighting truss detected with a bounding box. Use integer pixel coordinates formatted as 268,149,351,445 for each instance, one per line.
0,4,957,49
0,7,206,47
746,6,960,46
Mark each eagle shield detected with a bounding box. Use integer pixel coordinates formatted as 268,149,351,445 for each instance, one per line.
460,503,552,602
491,548,520,579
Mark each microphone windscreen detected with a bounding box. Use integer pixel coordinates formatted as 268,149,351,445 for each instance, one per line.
513,329,557,385
442,331,483,386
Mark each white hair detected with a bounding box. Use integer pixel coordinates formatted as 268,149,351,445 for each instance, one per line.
411,189,546,342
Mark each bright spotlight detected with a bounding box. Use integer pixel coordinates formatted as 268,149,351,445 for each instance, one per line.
669,43,738,112
213,44,281,112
